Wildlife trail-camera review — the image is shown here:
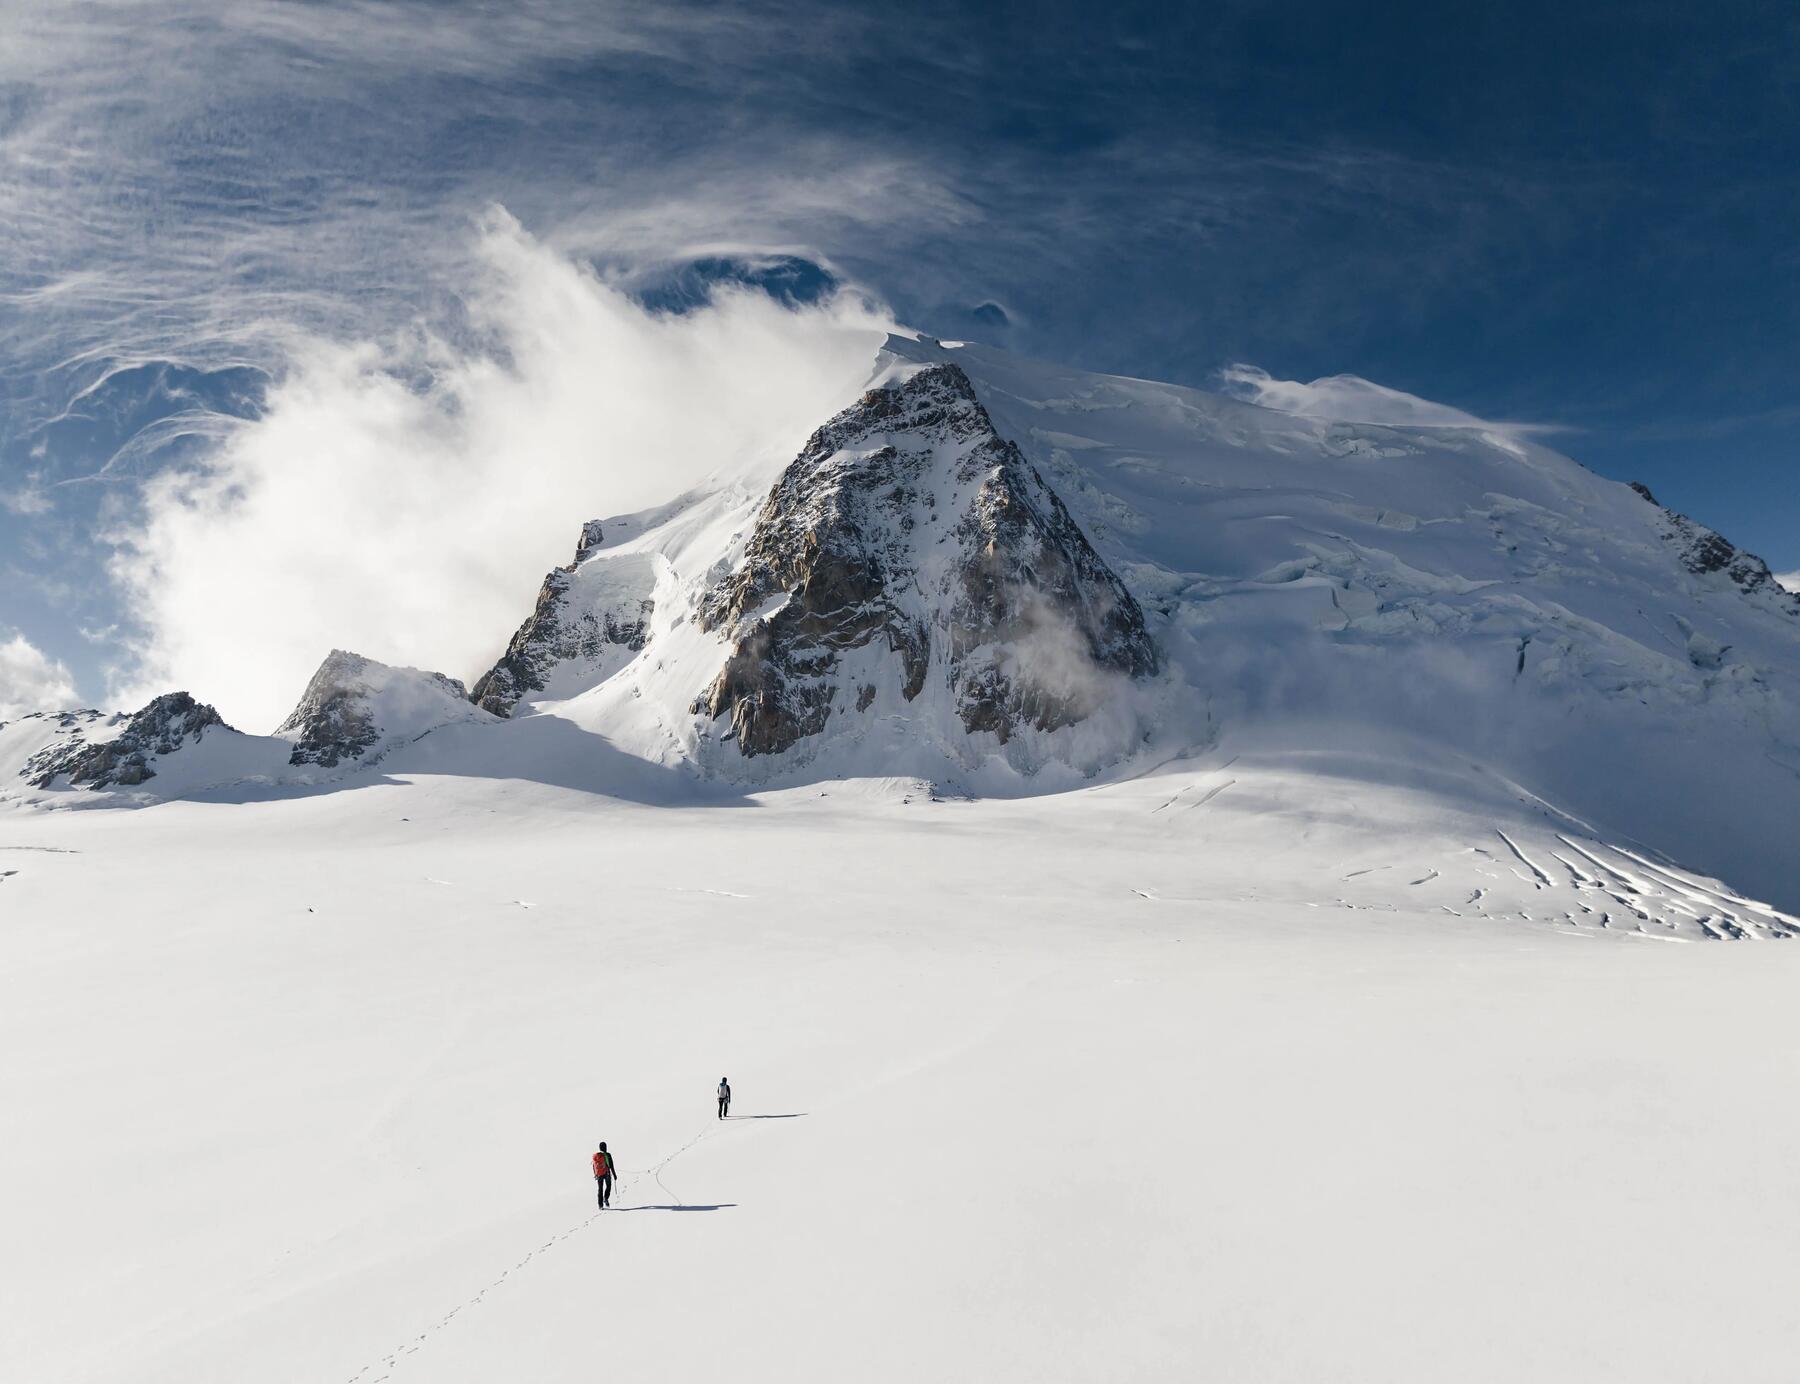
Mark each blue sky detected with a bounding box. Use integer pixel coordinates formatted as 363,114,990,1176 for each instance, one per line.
2,1,1796,714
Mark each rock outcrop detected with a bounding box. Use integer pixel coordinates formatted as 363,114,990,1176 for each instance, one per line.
277,650,478,768
1630,482,1799,610
695,363,1158,757
470,523,654,716
23,693,227,788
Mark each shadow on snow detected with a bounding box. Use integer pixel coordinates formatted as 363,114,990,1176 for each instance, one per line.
610,1203,736,1213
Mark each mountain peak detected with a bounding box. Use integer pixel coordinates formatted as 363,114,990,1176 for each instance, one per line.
574,519,606,564
277,650,479,767
694,360,1157,758
24,692,230,789
470,521,655,717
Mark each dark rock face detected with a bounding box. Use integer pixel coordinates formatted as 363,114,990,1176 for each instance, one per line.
696,363,1157,757
1630,481,1799,610
23,693,227,788
471,522,653,717
277,650,470,767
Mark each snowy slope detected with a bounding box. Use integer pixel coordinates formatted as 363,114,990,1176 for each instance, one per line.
471,333,1799,907
9,333,1800,1384
890,336,1800,906
7,766,1800,1384
6,332,1797,913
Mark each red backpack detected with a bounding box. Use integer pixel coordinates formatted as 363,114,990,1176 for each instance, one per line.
593,1151,612,1177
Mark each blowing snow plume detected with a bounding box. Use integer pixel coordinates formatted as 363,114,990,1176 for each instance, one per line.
107,213,891,731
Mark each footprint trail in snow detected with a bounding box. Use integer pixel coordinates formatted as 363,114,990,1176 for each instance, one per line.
344,1121,741,1383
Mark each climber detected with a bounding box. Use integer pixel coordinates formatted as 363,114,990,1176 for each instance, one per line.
717,1077,731,1119
593,1141,615,1208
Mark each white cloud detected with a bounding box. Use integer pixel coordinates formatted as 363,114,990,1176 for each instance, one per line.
1218,364,1562,450
108,213,892,731
1776,571,1800,595
1,485,53,516
0,2,925,442
0,2,1512,457
0,633,80,720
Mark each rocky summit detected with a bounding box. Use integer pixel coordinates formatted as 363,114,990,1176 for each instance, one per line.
471,522,654,717
278,650,476,767
695,363,1158,757
23,693,228,788
1629,482,1800,610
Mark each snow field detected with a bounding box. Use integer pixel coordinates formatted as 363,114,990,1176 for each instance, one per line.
6,757,1800,1381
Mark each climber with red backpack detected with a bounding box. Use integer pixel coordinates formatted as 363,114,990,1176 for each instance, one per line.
593,1141,615,1208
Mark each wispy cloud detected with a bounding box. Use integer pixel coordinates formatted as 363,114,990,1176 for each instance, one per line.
0,1,1549,450
0,3,807,431
1218,364,1567,446
1,481,52,516
1617,403,1800,443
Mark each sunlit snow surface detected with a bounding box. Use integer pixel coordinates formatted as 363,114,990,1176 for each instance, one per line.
4,763,1800,1382
5,335,1800,1379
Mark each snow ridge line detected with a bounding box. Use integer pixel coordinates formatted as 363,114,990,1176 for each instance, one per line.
344,1124,719,1384
1494,830,1552,888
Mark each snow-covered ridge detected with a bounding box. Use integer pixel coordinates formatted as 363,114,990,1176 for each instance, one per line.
7,333,1799,921
1628,480,1800,610
1,651,488,805
865,335,1800,906
20,695,225,789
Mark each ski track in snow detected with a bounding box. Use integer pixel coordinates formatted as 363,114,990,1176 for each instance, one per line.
345,1121,737,1384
